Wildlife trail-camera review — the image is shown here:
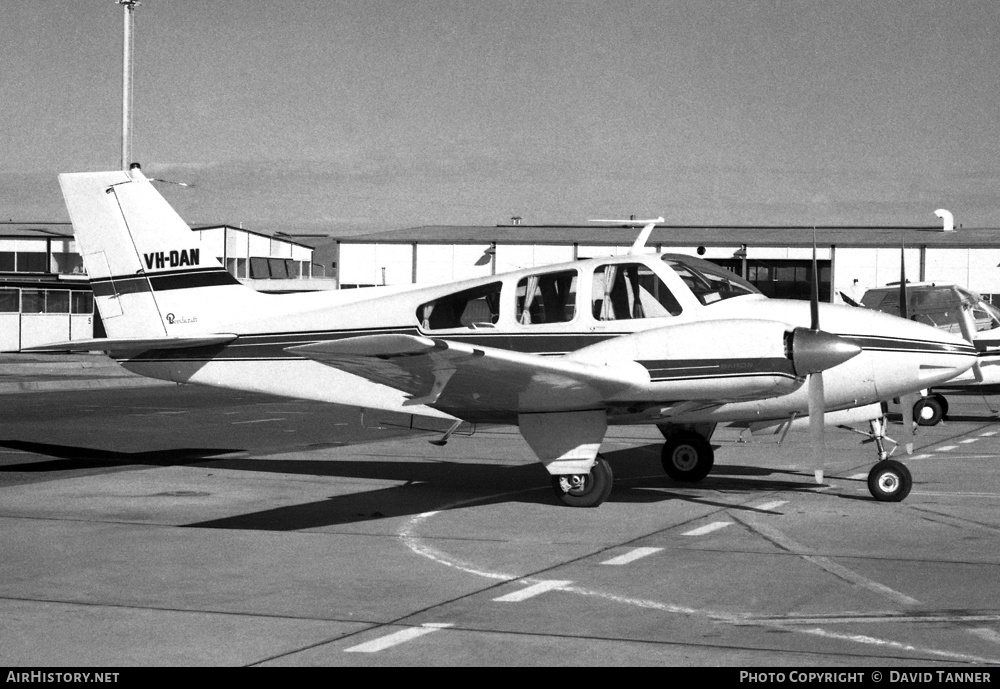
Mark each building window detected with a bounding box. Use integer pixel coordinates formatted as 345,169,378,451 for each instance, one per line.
0,252,15,272
71,292,93,314
249,257,270,279
712,258,830,302
21,289,44,313
51,252,86,275
46,290,70,314
268,258,289,279
16,252,48,273
0,288,17,312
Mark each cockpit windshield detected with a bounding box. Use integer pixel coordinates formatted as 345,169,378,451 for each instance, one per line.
661,254,760,305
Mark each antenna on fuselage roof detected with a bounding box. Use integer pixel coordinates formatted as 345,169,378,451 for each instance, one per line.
587,216,665,253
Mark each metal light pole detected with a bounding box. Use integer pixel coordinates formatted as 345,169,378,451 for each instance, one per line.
118,0,139,170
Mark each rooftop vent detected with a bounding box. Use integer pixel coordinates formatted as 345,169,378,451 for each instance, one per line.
934,208,954,232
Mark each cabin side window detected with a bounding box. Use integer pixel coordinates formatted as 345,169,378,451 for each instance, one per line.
591,263,682,321
416,282,502,330
516,270,577,325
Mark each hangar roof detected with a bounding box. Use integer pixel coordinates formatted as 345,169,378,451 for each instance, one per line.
0,222,315,251
337,224,1000,249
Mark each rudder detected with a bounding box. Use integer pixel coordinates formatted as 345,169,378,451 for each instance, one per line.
59,167,264,339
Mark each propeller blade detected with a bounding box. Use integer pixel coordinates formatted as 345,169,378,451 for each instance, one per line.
899,245,909,320
808,371,825,484
897,244,916,453
810,232,821,330
808,232,825,484
899,392,917,455
958,307,986,382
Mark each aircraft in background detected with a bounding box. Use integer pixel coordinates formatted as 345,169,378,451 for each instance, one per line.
854,282,1000,424
25,167,978,505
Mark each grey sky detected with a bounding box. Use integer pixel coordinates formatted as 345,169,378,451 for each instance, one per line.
2,1,998,234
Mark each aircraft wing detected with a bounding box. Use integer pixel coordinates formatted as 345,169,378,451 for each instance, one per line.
285,333,650,415
21,335,238,354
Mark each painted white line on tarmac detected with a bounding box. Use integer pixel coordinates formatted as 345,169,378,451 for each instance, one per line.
959,438,979,444
494,580,573,602
937,445,957,452
682,521,732,536
399,494,1000,665
754,500,788,512
344,623,453,653
736,516,920,606
849,473,868,480
601,547,663,565
796,626,997,664
969,628,1000,645
231,418,285,424
981,431,998,437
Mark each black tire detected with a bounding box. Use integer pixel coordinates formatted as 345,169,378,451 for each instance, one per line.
867,459,912,502
661,431,715,482
551,456,613,507
914,396,945,426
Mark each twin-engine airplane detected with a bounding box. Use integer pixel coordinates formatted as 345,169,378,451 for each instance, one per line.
855,281,1000,425
27,168,978,506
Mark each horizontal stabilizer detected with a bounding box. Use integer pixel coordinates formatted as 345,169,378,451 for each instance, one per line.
23,334,237,354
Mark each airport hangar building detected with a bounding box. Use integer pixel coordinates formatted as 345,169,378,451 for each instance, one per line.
0,222,332,352
329,215,1000,307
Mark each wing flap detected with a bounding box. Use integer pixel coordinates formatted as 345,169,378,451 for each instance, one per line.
287,334,649,414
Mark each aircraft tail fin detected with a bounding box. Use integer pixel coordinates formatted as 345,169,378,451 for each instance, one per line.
58,167,265,339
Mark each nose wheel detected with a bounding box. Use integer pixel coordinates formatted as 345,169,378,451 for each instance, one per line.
551,456,614,507
867,459,912,502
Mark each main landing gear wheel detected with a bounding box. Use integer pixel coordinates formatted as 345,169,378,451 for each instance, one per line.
661,431,715,482
867,459,912,502
551,456,613,508
914,395,947,426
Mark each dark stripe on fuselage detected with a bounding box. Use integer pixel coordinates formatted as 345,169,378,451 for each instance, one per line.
117,328,976,373
641,357,797,382
839,334,976,356
92,268,239,297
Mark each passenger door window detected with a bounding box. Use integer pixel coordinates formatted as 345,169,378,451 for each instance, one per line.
591,263,682,320
516,270,577,324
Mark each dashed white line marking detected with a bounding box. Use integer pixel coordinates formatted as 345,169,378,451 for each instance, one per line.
231,418,285,425
494,579,573,602
601,547,663,565
969,628,1000,645
849,473,868,480
937,445,957,452
344,623,453,653
754,500,788,512
959,438,979,444
981,431,998,437
682,521,732,536
908,454,931,460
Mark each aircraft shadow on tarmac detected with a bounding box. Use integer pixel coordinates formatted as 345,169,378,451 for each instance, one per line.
0,439,242,470
0,439,825,529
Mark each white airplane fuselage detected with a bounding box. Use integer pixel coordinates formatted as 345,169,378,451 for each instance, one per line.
116,253,976,428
